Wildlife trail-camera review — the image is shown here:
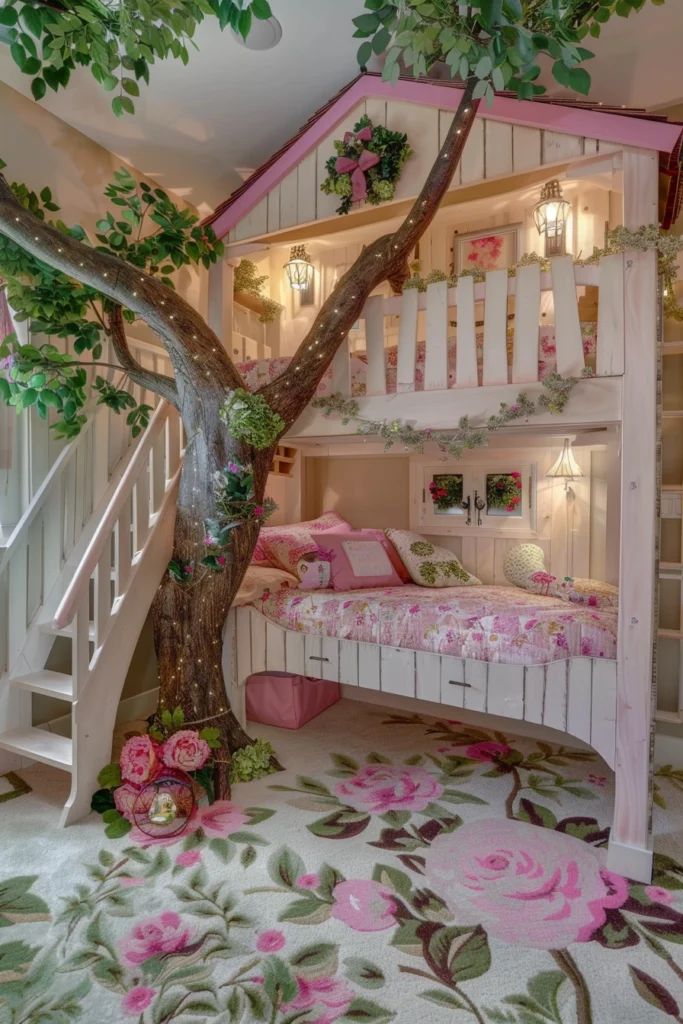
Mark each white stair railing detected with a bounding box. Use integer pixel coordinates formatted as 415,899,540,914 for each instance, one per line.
0,399,182,824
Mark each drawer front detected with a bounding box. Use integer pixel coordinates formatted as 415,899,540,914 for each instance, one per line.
339,639,359,686
440,656,466,708
380,647,415,698
416,651,440,703
358,642,381,690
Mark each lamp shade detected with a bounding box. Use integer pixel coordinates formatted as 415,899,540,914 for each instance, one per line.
533,180,571,257
284,244,314,291
547,439,583,480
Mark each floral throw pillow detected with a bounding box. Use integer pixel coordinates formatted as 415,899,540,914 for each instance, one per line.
503,543,618,608
254,511,351,569
385,529,480,588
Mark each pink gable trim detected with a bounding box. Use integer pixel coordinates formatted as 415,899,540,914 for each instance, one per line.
209,76,683,240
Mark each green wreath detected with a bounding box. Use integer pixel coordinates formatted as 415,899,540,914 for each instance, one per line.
320,114,411,216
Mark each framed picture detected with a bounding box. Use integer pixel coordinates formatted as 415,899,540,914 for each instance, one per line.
453,224,520,275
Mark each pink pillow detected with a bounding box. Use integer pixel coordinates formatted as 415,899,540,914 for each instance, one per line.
254,512,351,569
311,531,404,591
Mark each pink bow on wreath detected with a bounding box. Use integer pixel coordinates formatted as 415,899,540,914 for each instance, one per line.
335,126,380,203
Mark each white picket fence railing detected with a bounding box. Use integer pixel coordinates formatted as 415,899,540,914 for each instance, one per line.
329,253,626,395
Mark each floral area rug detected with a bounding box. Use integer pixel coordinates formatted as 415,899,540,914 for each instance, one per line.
2,701,683,1024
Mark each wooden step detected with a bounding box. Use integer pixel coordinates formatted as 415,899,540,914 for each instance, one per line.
10,670,74,701
40,620,96,642
0,727,72,770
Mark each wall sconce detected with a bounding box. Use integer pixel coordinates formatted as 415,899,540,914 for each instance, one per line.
546,438,583,493
533,179,571,257
284,244,314,291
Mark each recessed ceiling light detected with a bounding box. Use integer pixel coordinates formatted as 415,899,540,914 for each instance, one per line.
231,16,282,51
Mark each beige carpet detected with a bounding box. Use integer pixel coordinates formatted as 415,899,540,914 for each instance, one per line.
2,700,683,1023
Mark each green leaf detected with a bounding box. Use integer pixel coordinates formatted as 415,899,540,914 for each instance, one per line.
419,989,469,1010
517,798,558,829
251,0,272,19
344,956,385,990
91,789,116,815
279,896,331,925
31,77,47,102
308,808,371,840
427,925,491,984
357,40,373,66
261,955,297,1005
290,942,338,979
0,876,50,927
0,7,19,26
104,812,132,839
342,996,395,1022
629,966,680,1017
267,846,306,889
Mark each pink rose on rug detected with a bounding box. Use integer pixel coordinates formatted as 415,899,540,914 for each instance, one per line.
114,782,141,822
161,730,211,772
196,801,248,837
465,741,512,762
330,879,397,932
297,873,321,890
120,911,193,965
646,886,674,905
256,929,285,952
119,735,159,785
175,849,202,867
122,987,156,1015
283,975,355,1022
334,763,443,813
423,819,628,950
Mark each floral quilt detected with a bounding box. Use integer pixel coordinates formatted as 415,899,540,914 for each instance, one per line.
255,583,617,664
237,324,598,396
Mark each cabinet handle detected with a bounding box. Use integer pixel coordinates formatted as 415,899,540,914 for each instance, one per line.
448,680,472,687
309,656,330,663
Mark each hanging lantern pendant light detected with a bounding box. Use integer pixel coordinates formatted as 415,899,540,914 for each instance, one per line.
533,180,571,257
284,245,314,291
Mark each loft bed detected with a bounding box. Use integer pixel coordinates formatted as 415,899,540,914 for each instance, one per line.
205,77,683,883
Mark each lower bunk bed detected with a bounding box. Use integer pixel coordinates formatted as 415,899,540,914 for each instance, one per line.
222,580,618,774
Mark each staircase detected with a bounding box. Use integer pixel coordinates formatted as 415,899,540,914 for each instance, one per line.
0,338,181,825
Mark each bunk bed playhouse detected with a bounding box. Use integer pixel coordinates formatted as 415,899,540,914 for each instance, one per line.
201,75,683,886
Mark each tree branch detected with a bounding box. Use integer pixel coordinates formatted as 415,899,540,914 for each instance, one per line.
107,306,179,406
258,80,479,425
0,173,244,396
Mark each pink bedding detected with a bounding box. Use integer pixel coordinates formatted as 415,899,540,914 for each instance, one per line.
254,583,616,665
238,324,597,396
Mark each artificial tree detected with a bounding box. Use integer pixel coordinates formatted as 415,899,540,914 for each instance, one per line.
0,0,664,796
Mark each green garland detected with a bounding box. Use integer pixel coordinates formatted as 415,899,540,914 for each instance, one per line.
312,372,581,459
403,225,683,322
220,388,284,449
320,114,412,216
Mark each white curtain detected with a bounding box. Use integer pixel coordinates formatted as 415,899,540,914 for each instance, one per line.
0,289,14,470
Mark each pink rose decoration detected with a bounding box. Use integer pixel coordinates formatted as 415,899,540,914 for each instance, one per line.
161,730,211,772
256,929,285,952
424,819,628,950
114,782,141,822
297,873,321,890
283,976,355,1023
330,879,397,932
119,735,159,785
465,741,512,762
122,987,156,1015
175,849,202,867
120,911,193,965
334,763,443,814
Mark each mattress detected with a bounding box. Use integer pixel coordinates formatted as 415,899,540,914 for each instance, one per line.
237,324,598,397
253,583,617,665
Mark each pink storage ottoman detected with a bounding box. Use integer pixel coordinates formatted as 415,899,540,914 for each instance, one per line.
245,671,340,729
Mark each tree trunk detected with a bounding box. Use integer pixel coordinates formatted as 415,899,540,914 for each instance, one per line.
150,392,278,798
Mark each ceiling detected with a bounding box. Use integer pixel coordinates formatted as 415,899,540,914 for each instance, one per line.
0,0,681,217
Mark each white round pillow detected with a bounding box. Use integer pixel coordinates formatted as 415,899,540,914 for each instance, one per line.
503,543,550,590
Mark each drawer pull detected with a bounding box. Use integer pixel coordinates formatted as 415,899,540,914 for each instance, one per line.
309,656,330,663
448,680,472,688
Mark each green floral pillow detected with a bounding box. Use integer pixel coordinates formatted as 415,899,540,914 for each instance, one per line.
385,529,480,588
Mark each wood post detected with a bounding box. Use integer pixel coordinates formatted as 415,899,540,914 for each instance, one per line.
207,257,236,354
607,147,659,882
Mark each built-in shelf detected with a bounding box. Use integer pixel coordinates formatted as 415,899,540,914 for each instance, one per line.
660,561,683,572
658,628,683,640
663,485,683,492
663,410,683,419
270,444,297,477
663,341,683,356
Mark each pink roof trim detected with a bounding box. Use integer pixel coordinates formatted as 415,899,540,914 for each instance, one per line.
210,75,682,239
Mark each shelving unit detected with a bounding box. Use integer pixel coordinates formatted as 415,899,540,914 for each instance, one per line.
270,444,297,477
657,284,683,724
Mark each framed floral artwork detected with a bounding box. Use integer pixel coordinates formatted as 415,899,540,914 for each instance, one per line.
485,471,523,517
453,225,520,274
428,473,464,515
